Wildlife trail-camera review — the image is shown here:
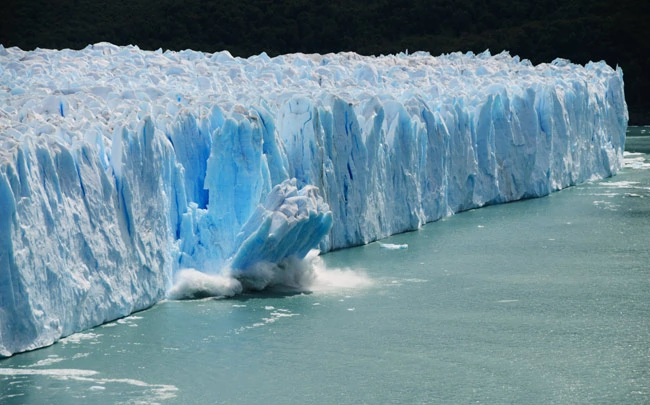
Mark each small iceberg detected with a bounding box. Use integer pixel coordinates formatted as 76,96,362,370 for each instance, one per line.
379,243,408,250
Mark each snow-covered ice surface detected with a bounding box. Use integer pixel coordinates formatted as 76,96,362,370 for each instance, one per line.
0,43,627,356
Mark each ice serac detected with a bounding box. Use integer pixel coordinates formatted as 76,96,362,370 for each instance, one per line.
0,44,627,356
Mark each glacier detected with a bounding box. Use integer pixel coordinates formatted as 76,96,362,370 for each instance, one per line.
0,43,627,356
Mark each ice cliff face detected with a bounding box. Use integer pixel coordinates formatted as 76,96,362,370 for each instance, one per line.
0,43,627,356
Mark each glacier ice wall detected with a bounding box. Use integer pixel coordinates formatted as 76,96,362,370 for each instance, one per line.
0,43,627,355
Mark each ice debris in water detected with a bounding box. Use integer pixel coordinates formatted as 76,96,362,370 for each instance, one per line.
379,243,409,250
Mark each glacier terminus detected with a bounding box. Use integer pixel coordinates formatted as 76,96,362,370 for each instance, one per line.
0,43,627,356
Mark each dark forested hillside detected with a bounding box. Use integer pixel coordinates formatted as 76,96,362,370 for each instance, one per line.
1,0,648,123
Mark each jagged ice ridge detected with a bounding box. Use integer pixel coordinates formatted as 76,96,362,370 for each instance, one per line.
0,43,627,356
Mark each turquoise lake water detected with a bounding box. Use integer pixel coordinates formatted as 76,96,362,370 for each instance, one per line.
1,128,649,404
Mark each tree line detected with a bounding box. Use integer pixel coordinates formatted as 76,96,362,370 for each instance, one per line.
1,0,648,124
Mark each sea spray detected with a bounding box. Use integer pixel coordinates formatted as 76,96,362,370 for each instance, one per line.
167,250,372,299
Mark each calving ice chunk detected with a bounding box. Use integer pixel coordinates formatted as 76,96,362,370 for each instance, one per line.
230,179,332,271
0,43,627,356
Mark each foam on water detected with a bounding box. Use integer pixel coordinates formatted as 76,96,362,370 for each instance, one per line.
0,368,98,377
624,152,650,169
601,181,650,191
0,367,178,402
26,356,65,367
